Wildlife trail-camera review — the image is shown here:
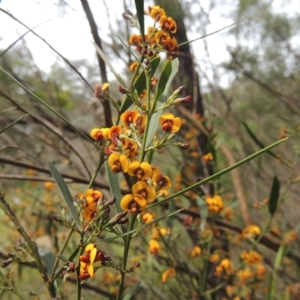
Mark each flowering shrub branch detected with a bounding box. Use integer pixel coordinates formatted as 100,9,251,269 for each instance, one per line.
0,2,293,300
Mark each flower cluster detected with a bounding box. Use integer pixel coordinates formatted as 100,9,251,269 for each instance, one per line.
215,258,234,276
232,251,266,292
148,226,170,255
77,189,103,223
241,225,261,239
127,5,178,56
74,189,127,229
240,250,262,265
79,244,109,282
205,195,224,213
161,267,176,283
190,246,201,258
90,99,188,215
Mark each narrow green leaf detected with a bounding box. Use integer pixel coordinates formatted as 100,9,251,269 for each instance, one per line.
146,58,179,147
48,163,81,230
267,272,273,300
146,106,165,148
95,208,183,244
56,255,69,262
0,19,52,58
274,244,286,270
268,244,287,300
38,249,56,276
93,42,126,86
178,19,246,47
196,196,208,232
243,122,277,158
147,138,288,209
0,8,94,92
153,59,173,106
134,0,144,40
123,280,142,300
268,176,280,216
135,57,161,96
166,199,175,230
120,56,161,114
105,161,122,214
0,114,29,135
0,67,93,146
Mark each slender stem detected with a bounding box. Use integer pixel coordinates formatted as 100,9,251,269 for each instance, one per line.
139,73,152,162
146,138,288,209
203,279,228,296
200,238,212,296
116,213,137,300
76,235,85,300
0,67,94,147
49,228,74,283
117,55,145,123
268,244,287,300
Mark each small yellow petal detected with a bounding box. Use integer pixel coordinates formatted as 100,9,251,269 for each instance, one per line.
90,248,97,263
119,154,129,173
120,194,134,211
128,161,141,176
85,244,95,254
140,162,152,178
108,153,120,168
87,264,94,277
172,117,182,132
102,82,110,90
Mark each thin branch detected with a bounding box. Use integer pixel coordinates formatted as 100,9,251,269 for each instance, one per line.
177,207,300,266
0,8,94,92
0,90,92,178
0,156,129,194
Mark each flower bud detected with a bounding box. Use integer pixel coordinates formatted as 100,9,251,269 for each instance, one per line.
80,255,91,263
69,262,76,271
167,134,176,141
79,273,90,281
173,95,192,105
182,95,192,104
122,12,128,19
176,86,185,94
118,85,127,94
104,147,112,156
2,258,13,267
104,211,128,227
0,252,7,259
116,211,128,220
94,84,103,99
147,50,153,57
61,207,66,220
117,218,129,225
96,251,104,262
135,262,141,268
51,214,61,222
177,143,190,150
125,9,134,16
105,197,116,206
